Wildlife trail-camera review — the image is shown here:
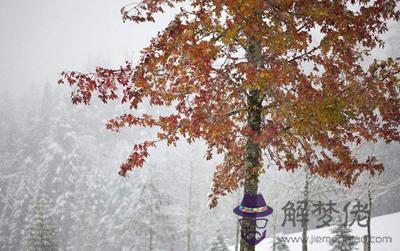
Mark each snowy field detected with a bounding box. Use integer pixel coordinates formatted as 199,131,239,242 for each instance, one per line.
231,211,400,251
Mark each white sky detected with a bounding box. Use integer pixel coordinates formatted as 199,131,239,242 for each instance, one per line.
0,1,398,100
0,0,174,98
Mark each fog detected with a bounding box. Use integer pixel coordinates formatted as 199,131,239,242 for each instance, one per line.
0,0,175,98
1,1,400,251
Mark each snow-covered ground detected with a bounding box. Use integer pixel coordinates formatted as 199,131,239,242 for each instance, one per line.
232,211,400,251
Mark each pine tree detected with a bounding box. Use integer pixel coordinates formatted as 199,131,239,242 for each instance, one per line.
35,88,106,250
330,219,357,251
0,92,37,250
209,234,229,251
130,167,175,250
26,195,58,251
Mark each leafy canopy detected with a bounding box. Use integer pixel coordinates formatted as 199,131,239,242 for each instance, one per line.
60,0,400,207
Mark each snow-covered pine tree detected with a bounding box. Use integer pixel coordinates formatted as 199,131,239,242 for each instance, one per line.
35,87,112,250
26,195,59,251
208,234,229,251
0,92,17,250
329,218,357,251
0,92,38,251
35,88,85,250
131,166,176,251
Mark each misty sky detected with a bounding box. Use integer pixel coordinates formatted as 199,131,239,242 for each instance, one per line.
0,0,175,98
1,1,399,99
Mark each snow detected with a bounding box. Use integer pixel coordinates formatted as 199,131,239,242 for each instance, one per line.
231,212,400,251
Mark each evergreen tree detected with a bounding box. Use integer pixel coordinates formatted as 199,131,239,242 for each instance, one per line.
35,87,106,250
26,195,58,251
128,167,176,250
330,219,357,251
209,234,229,251
0,92,36,250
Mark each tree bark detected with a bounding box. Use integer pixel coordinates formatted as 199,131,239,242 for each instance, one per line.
301,172,310,251
240,36,263,251
235,190,241,251
367,186,372,251
187,162,193,251
272,215,277,251
149,167,154,251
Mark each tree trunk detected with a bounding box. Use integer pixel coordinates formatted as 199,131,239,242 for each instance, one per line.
367,186,372,251
187,162,193,251
240,36,263,251
149,208,154,251
235,190,241,251
272,215,277,251
301,172,310,251
149,168,154,251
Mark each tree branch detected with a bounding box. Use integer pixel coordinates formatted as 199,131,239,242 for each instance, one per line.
288,45,321,62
